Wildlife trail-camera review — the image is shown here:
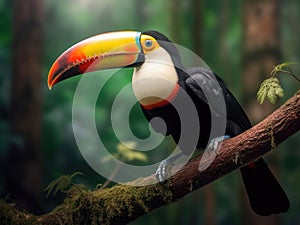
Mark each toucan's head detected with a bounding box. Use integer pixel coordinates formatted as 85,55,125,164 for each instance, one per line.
48,30,183,109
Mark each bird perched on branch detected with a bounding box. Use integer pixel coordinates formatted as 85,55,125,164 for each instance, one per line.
48,30,289,216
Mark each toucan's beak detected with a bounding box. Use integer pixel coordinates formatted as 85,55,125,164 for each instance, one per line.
48,31,143,89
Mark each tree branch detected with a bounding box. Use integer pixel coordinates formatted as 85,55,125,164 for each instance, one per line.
1,91,300,225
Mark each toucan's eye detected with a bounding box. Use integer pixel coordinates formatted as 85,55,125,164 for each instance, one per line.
141,35,157,52
144,40,153,48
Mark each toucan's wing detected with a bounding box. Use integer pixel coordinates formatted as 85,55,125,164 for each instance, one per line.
185,67,251,136
185,67,226,118
221,82,252,134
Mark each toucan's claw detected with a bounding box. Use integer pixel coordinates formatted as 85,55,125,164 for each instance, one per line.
155,152,185,182
155,159,174,182
206,135,230,154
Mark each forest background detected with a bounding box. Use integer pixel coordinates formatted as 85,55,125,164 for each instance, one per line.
0,0,299,224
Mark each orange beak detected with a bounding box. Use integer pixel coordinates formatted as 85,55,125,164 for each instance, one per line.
48,31,143,89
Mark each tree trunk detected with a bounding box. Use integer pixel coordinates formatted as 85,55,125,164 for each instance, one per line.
242,0,281,224
218,0,231,83
134,0,147,29
6,0,44,214
191,0,202,55
242,0,280,123
188,1,217,224
168,0,181,43
203,184,216,225
190,1,217,224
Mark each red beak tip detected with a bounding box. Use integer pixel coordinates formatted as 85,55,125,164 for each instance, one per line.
47,79,54,90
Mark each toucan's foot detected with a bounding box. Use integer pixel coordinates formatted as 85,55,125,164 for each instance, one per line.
155,152,185,182
155,159,174,182
207,135,230,154
198,135,231,172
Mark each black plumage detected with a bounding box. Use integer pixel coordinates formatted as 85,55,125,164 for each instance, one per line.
141,30,290,216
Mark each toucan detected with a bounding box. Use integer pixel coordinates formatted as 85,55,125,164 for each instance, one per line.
48,30,290,216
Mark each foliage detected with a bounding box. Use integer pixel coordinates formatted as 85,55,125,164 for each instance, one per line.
116,142,148,162
101,141,148,164
257,77,284,104
257,62,300,104
270,62,297,76
44,172,83,197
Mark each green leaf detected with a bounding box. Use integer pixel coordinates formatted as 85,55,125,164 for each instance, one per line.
271,62,297,76
257,77,284,104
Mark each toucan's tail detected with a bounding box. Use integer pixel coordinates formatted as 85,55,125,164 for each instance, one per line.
240,158,290,216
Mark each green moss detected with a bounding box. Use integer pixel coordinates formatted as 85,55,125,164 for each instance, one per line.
265,124,277,149
0,178,173,225
238,141,244,146
88,182,172,224
42,180,173,225
0,200,37,225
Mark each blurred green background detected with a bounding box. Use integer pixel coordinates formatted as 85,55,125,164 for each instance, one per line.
0,0,300,224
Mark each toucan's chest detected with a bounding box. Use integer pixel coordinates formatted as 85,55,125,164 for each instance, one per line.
132,47,179,109
140,84,212,149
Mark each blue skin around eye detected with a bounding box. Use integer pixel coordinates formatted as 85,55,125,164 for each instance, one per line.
136,32,142,51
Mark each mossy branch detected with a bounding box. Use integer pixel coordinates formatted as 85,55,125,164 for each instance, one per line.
1,91,300,225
